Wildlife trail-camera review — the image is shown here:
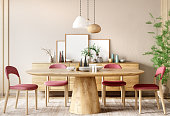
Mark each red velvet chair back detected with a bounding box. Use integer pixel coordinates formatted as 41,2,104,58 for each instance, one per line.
49,64,67,69
155,66,166,79
104,64,122,69
5,66,20,79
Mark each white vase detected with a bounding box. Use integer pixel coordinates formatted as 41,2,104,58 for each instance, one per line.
157,84,169,98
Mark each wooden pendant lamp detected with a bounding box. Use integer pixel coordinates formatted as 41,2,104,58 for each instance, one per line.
87,0,101,33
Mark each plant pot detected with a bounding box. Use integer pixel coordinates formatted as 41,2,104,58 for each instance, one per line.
157,84,169,99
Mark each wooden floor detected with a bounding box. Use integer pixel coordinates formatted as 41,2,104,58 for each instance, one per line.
0,96,170,116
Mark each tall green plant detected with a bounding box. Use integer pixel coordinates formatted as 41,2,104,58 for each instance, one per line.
144,12,170,84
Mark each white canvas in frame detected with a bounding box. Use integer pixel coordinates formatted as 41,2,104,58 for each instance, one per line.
56,40,65,62
89,39,110,62
65,34,89,62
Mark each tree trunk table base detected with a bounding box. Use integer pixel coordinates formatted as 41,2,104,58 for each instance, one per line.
69,77,100,114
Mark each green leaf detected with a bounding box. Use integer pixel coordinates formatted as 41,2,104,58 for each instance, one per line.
154,22,162,28
149,13,154,18
146,21,152,24
148,32,155,34
156,16,162,20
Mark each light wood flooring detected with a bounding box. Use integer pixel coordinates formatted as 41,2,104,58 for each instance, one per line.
0,96,170,116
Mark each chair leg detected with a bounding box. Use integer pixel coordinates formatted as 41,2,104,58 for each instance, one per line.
139,90,142,114
45,86,47,107
159,88,166,114
26,90,28,115
3,89,10,113
122,86,125,107
15,90,20,109
64,85,68,107
47,86,50,103
102,85,106,106
35,89,38,110
121,86,123,103
155,90,160,110
135,90,138,110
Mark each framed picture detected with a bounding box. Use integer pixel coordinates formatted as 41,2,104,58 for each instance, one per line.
89,39,110,62
65,34,89,62
56,40,65,62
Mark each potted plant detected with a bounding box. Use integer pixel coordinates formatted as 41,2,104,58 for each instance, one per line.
81,47,93,64
89,44,101,57
144,12,170,98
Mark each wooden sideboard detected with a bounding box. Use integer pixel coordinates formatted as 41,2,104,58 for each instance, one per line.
32,62,139,92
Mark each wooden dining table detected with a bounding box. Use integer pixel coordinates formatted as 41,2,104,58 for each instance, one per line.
27,68,144,115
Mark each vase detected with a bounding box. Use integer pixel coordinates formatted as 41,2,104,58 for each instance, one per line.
49,56,54,63
157,84,169,99
84,56,88,67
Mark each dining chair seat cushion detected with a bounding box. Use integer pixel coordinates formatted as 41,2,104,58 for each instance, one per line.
102,81,126,86
10,84,38,90
44,81,68,86
133,84,159,90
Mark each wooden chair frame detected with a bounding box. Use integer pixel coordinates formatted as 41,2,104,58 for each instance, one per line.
135,77,166,114
102,76,125,107
3,76,38,115
45,76,69,107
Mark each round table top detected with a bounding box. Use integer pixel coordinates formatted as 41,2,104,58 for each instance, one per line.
27,68,144,77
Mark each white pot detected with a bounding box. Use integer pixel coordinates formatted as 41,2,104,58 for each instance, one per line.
157,84,169,98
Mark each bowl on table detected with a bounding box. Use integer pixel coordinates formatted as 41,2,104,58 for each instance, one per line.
66,67,75,71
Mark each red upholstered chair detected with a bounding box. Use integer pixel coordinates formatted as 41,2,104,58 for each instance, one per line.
3,66,38,115
44,64,68,107
133,66,166,114
102,64,126,107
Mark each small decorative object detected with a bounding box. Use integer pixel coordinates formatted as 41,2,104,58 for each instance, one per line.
66,67,75,71
108,58,112,63
79,67,91,72
66,59,73,62
93,59,97,63
87,0,101,33
97,57,103,63
111,54,114,63
61,51,64,62
84,56,88,67
59,51,62,62
42,48,54,63
80,58,82,67
120,59,126,63
115,54,119,63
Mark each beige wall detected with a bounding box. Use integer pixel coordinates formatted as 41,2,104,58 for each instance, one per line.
1,0,164,94
0,0,3,96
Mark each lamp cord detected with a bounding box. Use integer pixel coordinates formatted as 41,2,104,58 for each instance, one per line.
87,0,89,20
80,0,81,16
94,0,95,24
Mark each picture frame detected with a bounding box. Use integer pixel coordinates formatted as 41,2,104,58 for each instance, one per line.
89,39,110,62
65,34,89,62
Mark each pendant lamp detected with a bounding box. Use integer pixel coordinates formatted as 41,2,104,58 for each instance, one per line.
72,0,87,29
87,0,101,33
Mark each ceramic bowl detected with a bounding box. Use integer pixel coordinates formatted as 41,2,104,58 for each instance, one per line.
66,67,75,71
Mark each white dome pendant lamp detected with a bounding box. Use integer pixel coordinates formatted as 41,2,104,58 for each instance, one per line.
87,0,101,33
72,0,87,29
